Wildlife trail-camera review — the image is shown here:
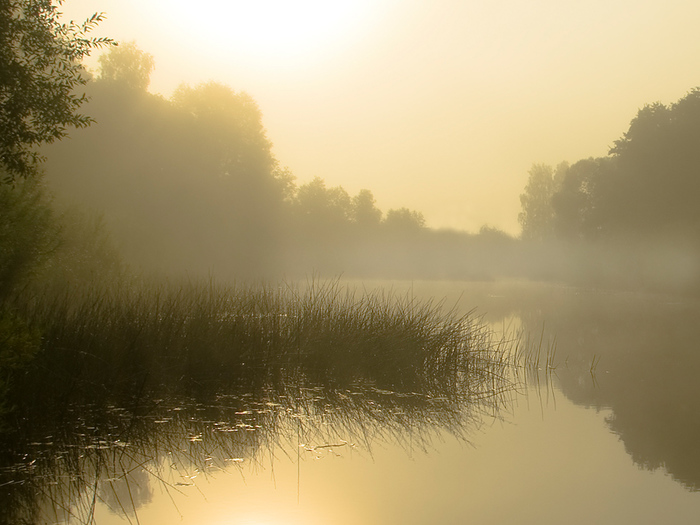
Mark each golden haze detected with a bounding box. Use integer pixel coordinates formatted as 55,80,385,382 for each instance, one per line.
60,0,700,234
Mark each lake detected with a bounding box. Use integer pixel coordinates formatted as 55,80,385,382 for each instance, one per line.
3,280,700,524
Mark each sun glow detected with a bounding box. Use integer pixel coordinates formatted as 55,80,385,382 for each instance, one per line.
149,0,381,70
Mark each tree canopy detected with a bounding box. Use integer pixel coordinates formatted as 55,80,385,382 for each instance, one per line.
0,0,113,182
97,40,153,91
520,88,700,244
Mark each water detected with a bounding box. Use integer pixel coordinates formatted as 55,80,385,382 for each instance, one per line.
4,281,700,524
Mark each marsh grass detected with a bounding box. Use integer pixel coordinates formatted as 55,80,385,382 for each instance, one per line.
0,277,530,524
7,278,517,399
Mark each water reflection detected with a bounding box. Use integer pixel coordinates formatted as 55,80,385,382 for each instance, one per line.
0,375,518,524
4,282,700,523
538,292,700,492
461,283,700,492
341,280,700,492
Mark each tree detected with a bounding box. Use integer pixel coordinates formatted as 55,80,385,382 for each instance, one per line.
518,163,558,241
295,177,352,224
0,175,55,298
0,0,113,182
478,224,513,241
383,207,425,232
606,90,700,236
171,81,276,180
351,189,382,227
97,40,154,91
551,158,612,240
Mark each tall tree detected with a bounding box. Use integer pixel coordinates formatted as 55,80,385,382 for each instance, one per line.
518,163,556,241
383,207,425,233
607,89,700,236
295,177,352,224
0,0,113,182
551,158,611,240
351,189,382,227
171,81,276,182
97,41,154,91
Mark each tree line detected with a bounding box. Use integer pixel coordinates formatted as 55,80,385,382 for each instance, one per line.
519,89,700,244
6,0,699,295
516,90,700,292
38,42,512,281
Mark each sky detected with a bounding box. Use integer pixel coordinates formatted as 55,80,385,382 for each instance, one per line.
60,0,700,234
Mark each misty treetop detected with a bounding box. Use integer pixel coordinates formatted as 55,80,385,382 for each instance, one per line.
518,163,558,241
42,43,438,279
97,40,154,91
0,0,113,182
519,88,700,243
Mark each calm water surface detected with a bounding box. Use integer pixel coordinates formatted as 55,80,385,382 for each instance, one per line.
5,281,700,524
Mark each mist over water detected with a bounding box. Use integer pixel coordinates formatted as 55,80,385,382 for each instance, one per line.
29,45,700,294
3,282,700,524
3,7,700,524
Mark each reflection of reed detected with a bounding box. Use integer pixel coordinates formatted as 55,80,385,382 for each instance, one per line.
0,377,521,524
0,279,528,523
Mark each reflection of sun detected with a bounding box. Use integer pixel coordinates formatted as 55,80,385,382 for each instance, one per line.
153,0,381,68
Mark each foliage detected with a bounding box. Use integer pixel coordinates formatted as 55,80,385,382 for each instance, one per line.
43,43,543,281
0,307,40,376
171,80,276,178
478,224,512,241
351,188,382,226
0,0,113,182
0,306,40,420
550,158,612,240
523,88,700,246
42,206,124,287
384,207,425,232
0,174,57,299
97,40,153,90
45,47,285,277
606,88,700,236
0,172,124,300
518,163,557,240
294,177,352,224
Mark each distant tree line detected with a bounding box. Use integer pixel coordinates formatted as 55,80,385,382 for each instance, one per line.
516,90,700,291
41,43,515,281
13,32,700,292
519,89,700,244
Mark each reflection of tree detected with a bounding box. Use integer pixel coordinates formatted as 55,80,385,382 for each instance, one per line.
100,466,153,517
514,286,700,491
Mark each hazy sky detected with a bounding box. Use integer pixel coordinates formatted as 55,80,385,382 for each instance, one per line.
61,0,700,234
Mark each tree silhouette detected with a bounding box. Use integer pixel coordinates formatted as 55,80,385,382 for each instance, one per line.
97,41,154,91
384,208,425,233
0,0,113,182
295,177,352,225
351,189,382,227
551,158,612,240
606,89,700,237
518,163,556,240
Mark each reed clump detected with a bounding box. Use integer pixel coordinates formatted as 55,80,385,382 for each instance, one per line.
8,278,514,399
0,278,521,524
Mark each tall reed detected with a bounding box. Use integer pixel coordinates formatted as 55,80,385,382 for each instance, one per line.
10,278,515,399
1,277,524,524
